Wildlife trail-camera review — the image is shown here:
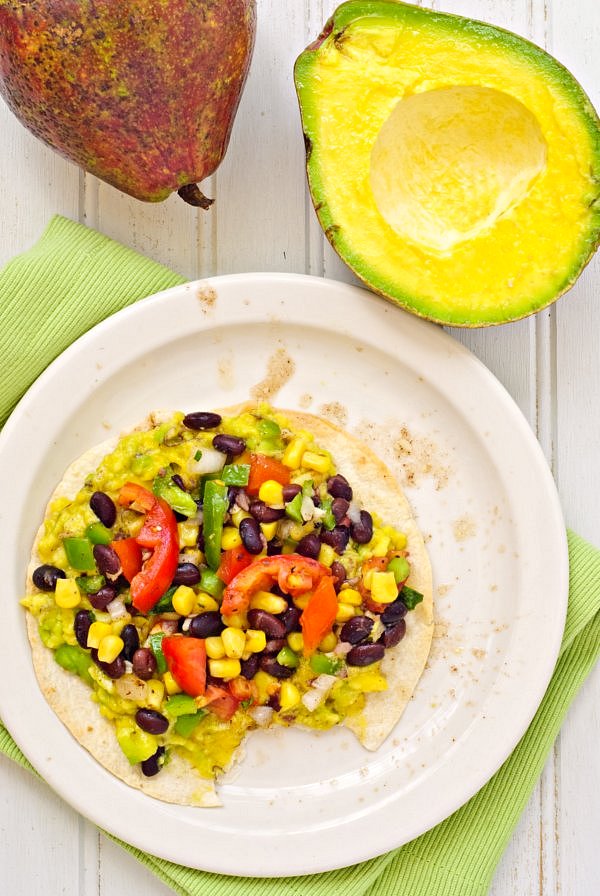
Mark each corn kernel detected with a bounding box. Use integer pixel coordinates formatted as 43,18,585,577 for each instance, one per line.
371,531,391,558
318,544,336,567
293,593,311,610
370,570,399,604
362,569,374,590
172,585,196,616
392,531,407,550
258,480,284,506
339,587,362,606
163,671,182,695
282,436,308,469
97,635,124,664
146,679,165,710
194,592,220,613
54,578,81,609
221,626,246,659
245,629,267,653
287,632,304,652
209,658,241,680
260,521,278,541
319,631,338,652
254,670,280,702
335,602,356,623
288,523,306,542
250,591,288,614
221,526,243,550
279,681,301,710
205,636,226,659
301,450,330,474
221,611,247,629
87,621,113,649
177,520,199,548
231,508,251,527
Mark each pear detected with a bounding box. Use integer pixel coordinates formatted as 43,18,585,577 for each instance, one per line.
0,1,256,205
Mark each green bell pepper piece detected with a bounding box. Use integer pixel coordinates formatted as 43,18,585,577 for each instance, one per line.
203,479,229,570
310,653,343,675
153,474,198,517
165,694,198,717
174,711,206,737
149,632,167,674
221,464,250,486
75,574,106,594
63,537,95,571
153,586,177,613
85,522,113,545
276,646,299,669
199,568,225,598
400,584,424,610
285,492,303,522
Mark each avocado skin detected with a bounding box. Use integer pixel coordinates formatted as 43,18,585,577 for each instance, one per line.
295,1,600,327
0,1,256,203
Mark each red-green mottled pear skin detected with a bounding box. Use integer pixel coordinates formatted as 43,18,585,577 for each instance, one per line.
0,1,256,202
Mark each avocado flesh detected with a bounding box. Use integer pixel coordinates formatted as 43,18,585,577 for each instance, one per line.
295,2,600,326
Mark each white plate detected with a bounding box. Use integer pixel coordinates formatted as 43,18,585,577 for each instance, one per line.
0,274,567,876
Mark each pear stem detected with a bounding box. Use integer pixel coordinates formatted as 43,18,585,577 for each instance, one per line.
178,183,214,208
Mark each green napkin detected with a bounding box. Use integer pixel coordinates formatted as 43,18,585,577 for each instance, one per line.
0,216,598,896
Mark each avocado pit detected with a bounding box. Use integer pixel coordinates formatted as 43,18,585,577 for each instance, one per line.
370,86,547,254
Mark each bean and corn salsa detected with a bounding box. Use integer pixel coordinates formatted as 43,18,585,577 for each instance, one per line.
23,407,424,781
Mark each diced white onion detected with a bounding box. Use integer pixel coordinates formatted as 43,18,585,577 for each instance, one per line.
160,619,179,635
106,598,128,620
235,490,250,511
248,706,274,727
333,641,352,656
187,446,226,476
313,673,337,692
115,674,148,703
301,689,325,711
301,495,315,521
347,501,362,525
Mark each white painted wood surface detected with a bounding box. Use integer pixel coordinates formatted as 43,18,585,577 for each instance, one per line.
0,1,598,893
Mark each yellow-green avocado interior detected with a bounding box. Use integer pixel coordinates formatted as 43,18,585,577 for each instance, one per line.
294,0,600,325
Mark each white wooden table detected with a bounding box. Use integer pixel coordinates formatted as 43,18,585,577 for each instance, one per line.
1,1,598,893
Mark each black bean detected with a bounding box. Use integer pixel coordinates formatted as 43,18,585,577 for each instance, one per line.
172,562,201,587
212,433,246,456
250,500,285,523
74,610,93,649
350,510,373,545
267,692,281,711
267,538,283,556
171,474,187,491
32,564,66,592
240,654,260,679
281,606,302,633
379,619,406,648
264,637,286,655
332,497,350,523
91,649,125,679
136,708,169,735
93,543,121,578
330,561,347,591
141,746,165,777
197,525,205,551
346,642,385,666
132,648,157,680
120,624,140,661
320,526,350,555
239,517,264,554
327,474,353,501
381,599,408,627
260,655,294,679
247,609,286,639
88,584,118,610
188,611,223,639
183,411,222,430
340,615,374,645
282,483,302,502
90,491,116,528
296,532,321,560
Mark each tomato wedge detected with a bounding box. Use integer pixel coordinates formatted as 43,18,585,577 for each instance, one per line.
217,546,254,585
300,576,338,655
246,453,290,496
202,684,239,720
109,537,143,583
221,553,330,616
162,636,206,697
118,482,179,613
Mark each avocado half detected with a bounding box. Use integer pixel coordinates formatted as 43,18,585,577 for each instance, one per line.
294,1,600,326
